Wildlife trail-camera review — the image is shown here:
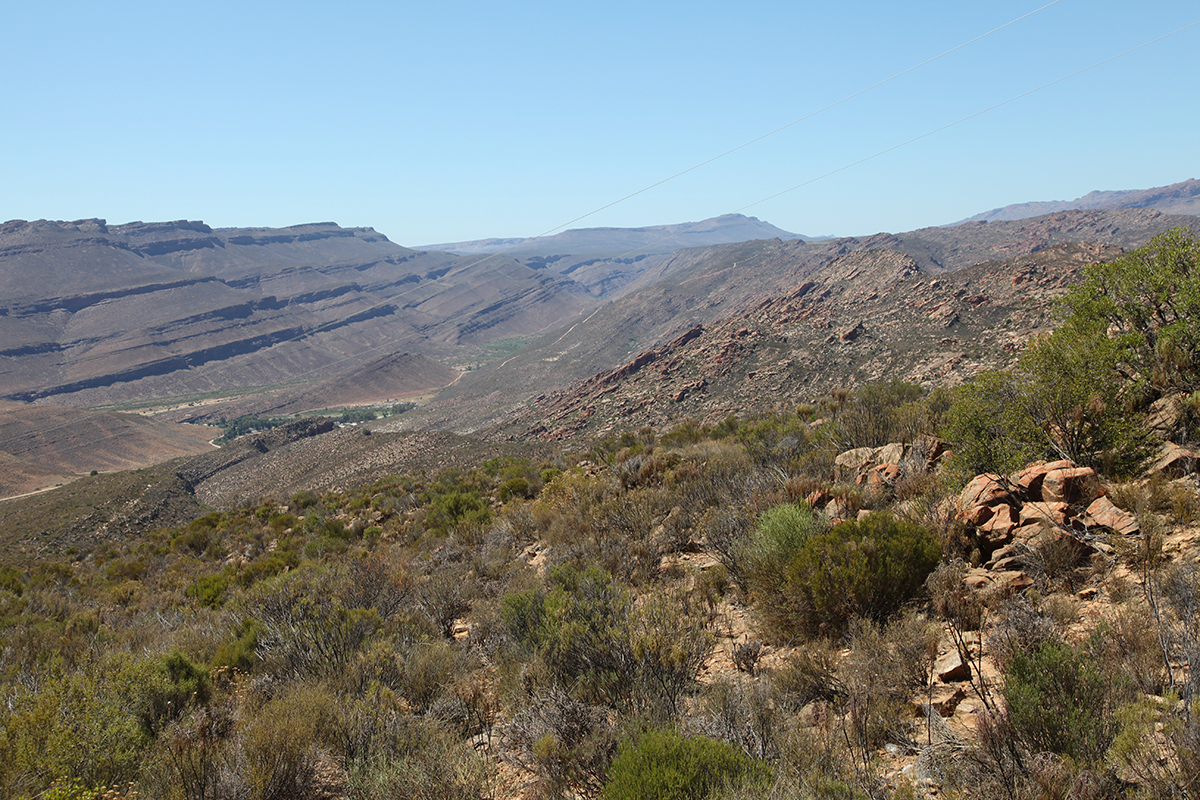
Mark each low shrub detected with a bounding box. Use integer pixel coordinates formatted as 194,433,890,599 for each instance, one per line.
603,728,771,800
753,512,941,641
1002,636,1131,765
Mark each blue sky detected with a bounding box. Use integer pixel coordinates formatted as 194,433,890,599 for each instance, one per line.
2,1,1196,245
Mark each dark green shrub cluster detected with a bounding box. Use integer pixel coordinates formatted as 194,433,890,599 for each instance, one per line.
1002,636,1132,765
750,510,941,641
603,728,771,800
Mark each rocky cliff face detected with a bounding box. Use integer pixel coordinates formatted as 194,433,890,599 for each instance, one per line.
0,219,594,408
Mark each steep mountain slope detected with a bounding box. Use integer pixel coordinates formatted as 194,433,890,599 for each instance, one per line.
955,177,1200,223
509,242,1112,440
0,400,216,498
403,208,1198,436
0,219,594,408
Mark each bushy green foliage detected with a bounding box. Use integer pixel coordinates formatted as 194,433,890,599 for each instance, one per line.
502,564,711,716
603,728,771,800
0,564,23,596
503,564,634,706
0,650,211,794
1002,636,1130,765
743,503,825,622
944,230,1200,478
751,512,941,641
1061,227,1200,396
941,370,1045,480
214,413,288,443
187,571,229,609
736,413,833,476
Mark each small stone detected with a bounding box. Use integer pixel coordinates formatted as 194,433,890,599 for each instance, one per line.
935,649,971,682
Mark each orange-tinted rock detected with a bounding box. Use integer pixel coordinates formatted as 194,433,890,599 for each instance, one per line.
964,504,997,526
868,463,901,489
960,474,1013,509
978,504,1017,542
806,488,831,510
986,541,1025,567
1147,442,1200,479
1042,466,1104,505
1011,523,1050,543
1019,501,1070,527
1013,459,1076,499
935,649,971,682
834,447,876,483
964,569,993,590
993,570,1035,593
1084,496,1140,536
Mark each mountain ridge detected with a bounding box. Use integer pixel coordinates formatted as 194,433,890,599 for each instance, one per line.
953,177,1200,224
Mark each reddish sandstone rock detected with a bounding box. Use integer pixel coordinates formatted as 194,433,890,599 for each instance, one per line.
927,684,968,717
978,504,1017,546
1084,496,1140,536
1013,459,1076,499
960,473,1013,509
1011,523,1051,543
1147,442,1200,479
935,649,971,682
964,503,997,526
1041,466,1104,506
868,463,901,489
875,442,907,466
1019,501,1070,527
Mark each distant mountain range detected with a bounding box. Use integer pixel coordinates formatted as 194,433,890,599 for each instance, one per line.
3,180,1198,432
953,178,1200,224
0,219,593,408
419,213,805,256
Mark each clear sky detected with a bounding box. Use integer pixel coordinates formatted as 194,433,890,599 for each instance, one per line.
2,1,1196,246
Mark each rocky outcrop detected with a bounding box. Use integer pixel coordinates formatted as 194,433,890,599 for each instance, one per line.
956,461,1140,584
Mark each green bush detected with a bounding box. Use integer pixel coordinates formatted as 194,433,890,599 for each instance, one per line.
941,370,1044,480
1003,637,1130,765
753,512,940,641
187,571,229,609
603,728,771,800
427,489,492,534
502,565,711,716
742,503,824,631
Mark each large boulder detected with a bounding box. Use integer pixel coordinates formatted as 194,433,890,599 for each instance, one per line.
960,473,1013,509
1084,496,1140,536
1012,460,1077,500
1147,442,1200,479
1041,466,1104,506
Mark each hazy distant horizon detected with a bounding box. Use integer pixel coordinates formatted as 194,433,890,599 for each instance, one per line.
3,1,1196,246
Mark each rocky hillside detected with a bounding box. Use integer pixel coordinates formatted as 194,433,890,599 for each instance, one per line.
0,218,593,408
0,400,216,499
405,208,1199,437
511,243,1108,440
